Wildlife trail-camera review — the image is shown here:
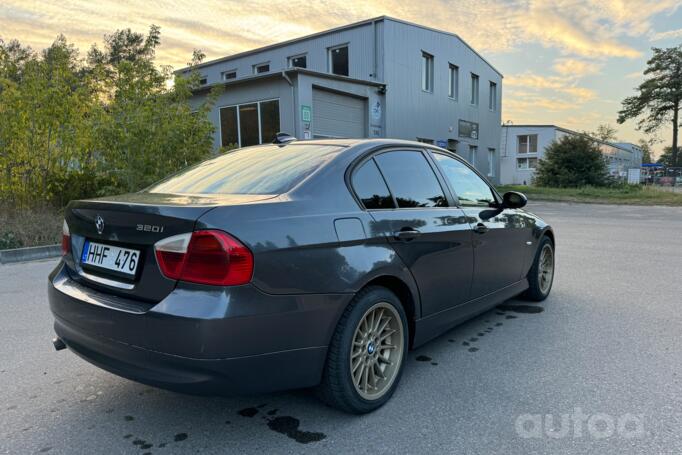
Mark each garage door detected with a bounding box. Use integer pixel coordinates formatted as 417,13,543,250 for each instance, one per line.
312,89,367,138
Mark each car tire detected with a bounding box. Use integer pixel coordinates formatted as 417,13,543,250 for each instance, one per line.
317,286,408,414
523,236,555,301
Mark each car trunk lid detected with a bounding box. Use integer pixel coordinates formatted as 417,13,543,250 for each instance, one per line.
64,192,275,302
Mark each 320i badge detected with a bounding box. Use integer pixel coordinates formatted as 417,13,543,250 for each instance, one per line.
48,137,555,414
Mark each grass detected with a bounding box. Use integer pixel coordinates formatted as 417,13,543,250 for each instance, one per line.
497,184,682,206
0,206,63,249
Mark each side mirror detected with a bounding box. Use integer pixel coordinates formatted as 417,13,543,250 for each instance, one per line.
502,191,527,209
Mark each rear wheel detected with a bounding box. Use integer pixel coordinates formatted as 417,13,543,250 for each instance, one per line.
523,236,555,301
317,286,407,414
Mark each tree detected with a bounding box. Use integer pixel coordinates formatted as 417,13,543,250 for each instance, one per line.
656,147,679,167
618,45,682,167
534,135,609,187
637,139,653,164
0,26,219,208
591,124,618,142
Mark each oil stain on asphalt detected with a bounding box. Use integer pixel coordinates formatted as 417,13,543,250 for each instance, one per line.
238,405,326,444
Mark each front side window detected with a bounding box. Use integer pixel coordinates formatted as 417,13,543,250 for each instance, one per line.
448,63,459,99
220,100,281,147
518,135,538,154
422,52,434,92
433,153,495,207
470,73,479,105
329,45,348,76
148,144,341,195
352,159,395,209
288,54,307,68
489,81,497,111
374,151,447,208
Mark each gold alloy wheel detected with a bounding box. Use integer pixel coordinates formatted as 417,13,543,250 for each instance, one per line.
350,302,404,401
538,243,554,294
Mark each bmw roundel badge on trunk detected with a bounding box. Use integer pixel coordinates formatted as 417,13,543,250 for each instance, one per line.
95,215,104,234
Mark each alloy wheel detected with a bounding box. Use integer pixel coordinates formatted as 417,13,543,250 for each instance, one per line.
350,302,404,400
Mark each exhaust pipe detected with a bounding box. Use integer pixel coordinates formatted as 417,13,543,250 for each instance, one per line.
52,337,66,351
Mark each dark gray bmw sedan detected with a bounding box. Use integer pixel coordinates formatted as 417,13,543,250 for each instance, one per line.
48,138,555,414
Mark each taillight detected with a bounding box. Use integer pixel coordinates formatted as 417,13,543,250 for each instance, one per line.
61,220,70,256
154,230,253,286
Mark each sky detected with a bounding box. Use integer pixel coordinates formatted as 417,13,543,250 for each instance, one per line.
2,0,681,156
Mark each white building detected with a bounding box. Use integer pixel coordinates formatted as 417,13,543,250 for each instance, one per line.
500,125,643,185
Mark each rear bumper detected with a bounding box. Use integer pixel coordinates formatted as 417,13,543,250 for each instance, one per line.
48,262,351,394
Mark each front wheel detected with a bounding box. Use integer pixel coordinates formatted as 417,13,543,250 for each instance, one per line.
317,286,408,414
523,236,555,301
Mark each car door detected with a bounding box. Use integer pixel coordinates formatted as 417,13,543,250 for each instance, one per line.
351,149,474,317
430,152,532,299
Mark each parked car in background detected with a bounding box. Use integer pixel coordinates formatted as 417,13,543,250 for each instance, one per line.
48,137,555,413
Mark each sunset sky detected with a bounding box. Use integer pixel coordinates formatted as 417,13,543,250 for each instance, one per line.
2,0,681,155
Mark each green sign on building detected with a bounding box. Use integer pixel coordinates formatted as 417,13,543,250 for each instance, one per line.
301,105,312,123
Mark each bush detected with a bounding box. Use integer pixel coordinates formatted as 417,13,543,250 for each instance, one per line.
0,206,62,248
534,135,610,187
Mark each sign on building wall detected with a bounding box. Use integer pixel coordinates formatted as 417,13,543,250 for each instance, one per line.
301,105,312,123
458,120,479,140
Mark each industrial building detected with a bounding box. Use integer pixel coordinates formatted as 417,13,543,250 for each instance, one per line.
178,16,503,182
499,125,644,185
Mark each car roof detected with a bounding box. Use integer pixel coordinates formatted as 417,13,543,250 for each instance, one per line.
277,138,447,151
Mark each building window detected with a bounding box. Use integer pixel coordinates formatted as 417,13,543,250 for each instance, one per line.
329,45,349,76
421,52,434,92
489,81,497,111
470,73,479,105
221,70,237,81
469,145,477,166
518,135,538,154
253,63,270,74
199,77,207,85
220,99,281,147
447,139,458,153
417,137,434,144
288,54,307,69
488,148,495,177
517,157,538,169
448,63,459,100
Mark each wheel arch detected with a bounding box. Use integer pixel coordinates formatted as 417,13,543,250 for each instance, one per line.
360,275,418,349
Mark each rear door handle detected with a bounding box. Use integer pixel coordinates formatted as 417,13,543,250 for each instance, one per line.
473,223,489,234
393,229,421,241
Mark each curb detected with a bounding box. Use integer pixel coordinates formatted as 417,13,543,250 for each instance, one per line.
0,244,61,264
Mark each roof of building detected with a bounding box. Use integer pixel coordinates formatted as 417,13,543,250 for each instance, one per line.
500,124,634,153
175,16,503,78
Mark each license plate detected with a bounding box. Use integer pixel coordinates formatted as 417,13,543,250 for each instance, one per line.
81,240,140,276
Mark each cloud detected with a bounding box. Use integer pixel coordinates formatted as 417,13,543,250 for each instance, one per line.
649,28,682,41
505,73,597,102
552,58,602,77
0,0,679,69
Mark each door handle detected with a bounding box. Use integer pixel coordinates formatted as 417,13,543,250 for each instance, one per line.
473,223,489,234
393,228,421,241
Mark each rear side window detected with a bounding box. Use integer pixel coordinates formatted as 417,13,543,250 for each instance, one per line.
148,145,341,195
352,159,395,209
374,151,447,208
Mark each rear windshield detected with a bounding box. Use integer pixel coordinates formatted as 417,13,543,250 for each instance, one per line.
147,144,342,195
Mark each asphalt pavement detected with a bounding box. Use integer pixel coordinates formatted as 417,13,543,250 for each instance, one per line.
1,201,681,454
